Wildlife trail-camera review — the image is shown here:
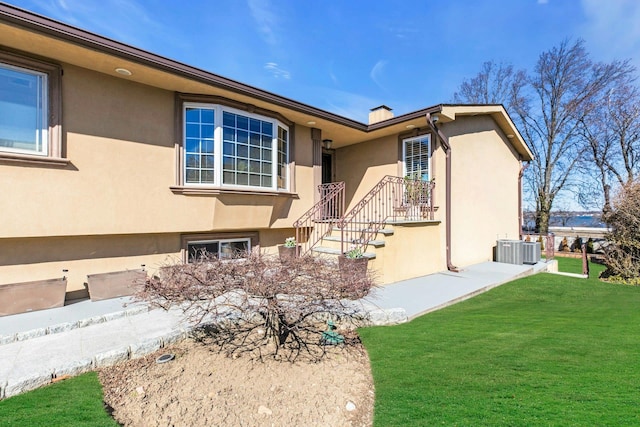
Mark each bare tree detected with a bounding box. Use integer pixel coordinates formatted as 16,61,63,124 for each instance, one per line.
511,39,633,233
138,251,374,361
455,40,633,233
579,81,640,213
453,60,526,110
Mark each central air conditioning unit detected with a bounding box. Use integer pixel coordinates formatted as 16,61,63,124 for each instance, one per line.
523,242,541,264
496,239,523,265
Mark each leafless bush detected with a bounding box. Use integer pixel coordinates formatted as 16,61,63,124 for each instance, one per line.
601,181,640,283
138,251,375,361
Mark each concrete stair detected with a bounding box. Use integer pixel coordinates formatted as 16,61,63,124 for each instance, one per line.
310,226,394,259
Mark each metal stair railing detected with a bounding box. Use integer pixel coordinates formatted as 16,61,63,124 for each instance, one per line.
337,175,435,255
293,182,345,255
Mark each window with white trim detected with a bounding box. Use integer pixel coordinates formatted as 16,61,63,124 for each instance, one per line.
0,51,61,160
403,135,431,181
183,103,289,191
187,238,251,262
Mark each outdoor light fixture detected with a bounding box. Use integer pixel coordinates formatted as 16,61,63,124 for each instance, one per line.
307,121,316,125
406,124,416,129
115,67,132,76
322,139,333,149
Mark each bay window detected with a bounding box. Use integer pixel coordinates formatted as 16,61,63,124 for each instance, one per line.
182,102,289,191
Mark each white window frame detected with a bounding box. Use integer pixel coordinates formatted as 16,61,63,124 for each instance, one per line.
182,103,289,191
0,62,48,156
402,134,431,181
186,237,251,263
0,50,63,165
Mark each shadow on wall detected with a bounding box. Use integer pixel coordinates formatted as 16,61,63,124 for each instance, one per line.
216,193,295,227
336,135,401,208
0,233,181,265
63,64,175,149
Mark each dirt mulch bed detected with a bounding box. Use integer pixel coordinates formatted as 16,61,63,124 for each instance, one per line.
99,339,374,426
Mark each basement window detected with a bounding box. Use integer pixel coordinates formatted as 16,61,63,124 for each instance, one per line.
184,234,256,263
187,238,250,262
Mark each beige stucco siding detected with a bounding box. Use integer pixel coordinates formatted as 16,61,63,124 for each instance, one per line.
0,9,533,300
333,116,522,280
0,234,180,292
0,63,316,292
368,223,444,284
445,115,521,267
0,64,315,238
0,229,297,292
335,134,399,210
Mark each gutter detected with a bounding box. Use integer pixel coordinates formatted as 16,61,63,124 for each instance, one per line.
426,111,458,272
518,161,530,239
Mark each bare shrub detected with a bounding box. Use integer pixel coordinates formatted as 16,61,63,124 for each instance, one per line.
138,251,375,361
601,181,640,283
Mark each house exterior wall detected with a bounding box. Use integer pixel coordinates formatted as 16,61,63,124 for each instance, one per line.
368,223,443,284
335,134,400,210
0,7,530,297
445,115,522,267
334,116,522,279
0,62,315,292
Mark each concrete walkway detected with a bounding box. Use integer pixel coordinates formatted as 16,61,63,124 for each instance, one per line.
0,260,551,399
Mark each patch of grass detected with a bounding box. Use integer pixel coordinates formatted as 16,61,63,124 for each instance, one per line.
0,372,118,426
554,256,605,278
360,271,640,426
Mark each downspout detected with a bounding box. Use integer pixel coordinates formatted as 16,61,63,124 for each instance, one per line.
426,112,458,272
518,161,530,239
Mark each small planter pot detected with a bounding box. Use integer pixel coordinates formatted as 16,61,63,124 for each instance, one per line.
86,269,146,302
278,245,301,261
0,277,67,316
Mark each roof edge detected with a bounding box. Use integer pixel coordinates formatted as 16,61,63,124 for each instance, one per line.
0,3,535,156
440,105,534,161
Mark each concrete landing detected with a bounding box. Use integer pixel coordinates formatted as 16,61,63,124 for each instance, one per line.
362,261,550,322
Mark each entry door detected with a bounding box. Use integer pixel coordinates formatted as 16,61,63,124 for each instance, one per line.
321,152,337,218
322,152,333,184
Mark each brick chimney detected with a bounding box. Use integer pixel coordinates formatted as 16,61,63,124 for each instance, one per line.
368,105,394,124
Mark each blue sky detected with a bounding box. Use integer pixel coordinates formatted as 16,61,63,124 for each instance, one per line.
5,0,640,123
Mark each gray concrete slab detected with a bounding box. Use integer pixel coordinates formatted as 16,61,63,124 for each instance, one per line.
0,308,186,398
0,297,146,337
363,261,548,320
0,260,551,399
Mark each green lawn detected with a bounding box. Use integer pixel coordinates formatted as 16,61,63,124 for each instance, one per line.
553,255,604,277
359,258,639,426
0,372,118,426
1,259,634,426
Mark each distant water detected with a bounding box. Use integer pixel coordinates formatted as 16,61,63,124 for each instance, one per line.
523,213,606,230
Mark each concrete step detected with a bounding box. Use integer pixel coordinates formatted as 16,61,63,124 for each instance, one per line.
332,227,394,236
322,235,386,247
311,246,377,259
